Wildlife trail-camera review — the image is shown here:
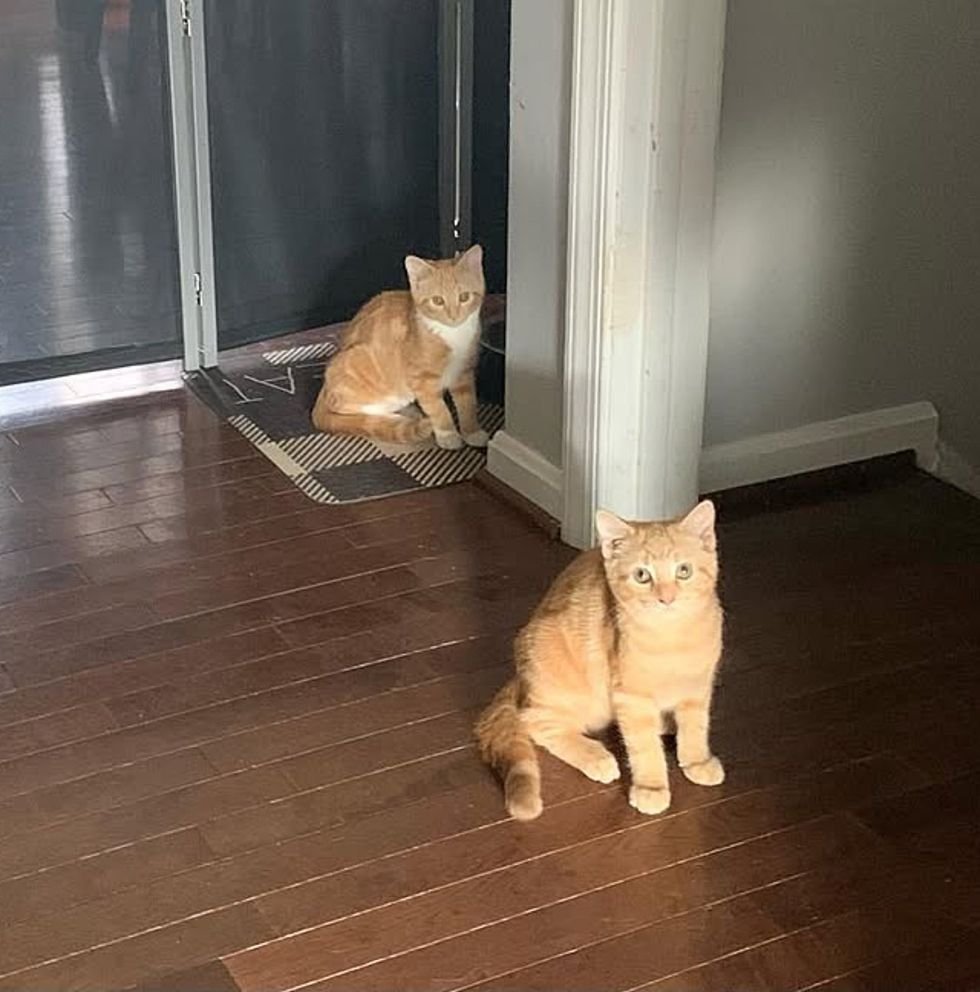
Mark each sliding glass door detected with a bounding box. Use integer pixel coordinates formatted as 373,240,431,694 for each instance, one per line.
201,0,443,351
0,1,510,383
0,0,182,384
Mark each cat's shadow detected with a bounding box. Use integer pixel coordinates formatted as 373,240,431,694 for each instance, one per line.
594,725,678,791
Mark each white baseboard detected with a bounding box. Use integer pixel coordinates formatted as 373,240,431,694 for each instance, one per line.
934,441,980,500
486,431,564,519
490,402,949,524
699,401,939,493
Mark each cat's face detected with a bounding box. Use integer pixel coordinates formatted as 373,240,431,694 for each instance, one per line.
596,501,718,613
404,244,485,327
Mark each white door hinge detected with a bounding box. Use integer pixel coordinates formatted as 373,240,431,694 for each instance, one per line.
193,271,203,306
180,0,192,37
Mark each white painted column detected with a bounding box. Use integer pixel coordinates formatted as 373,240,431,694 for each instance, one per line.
561,0,727,547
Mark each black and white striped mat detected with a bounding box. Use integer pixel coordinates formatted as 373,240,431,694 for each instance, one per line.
188,329,504,505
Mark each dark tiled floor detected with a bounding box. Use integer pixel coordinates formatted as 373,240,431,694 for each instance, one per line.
0,0,180,378
0,374,978,989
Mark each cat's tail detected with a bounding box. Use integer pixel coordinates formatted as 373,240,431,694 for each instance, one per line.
311,400,433,444
475,678,542,821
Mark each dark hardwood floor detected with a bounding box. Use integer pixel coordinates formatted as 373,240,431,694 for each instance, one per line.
0,381,977,991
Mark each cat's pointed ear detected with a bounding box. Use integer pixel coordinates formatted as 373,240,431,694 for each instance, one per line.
456,243,483,275
595,509,633,559
680,500,716,552
404,255,433,287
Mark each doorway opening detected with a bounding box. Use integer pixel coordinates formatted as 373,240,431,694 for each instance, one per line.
166,0,512,505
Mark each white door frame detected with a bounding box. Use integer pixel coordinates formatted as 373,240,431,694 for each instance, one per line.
561,0,727,548
438,0,475,257
164,0,218,371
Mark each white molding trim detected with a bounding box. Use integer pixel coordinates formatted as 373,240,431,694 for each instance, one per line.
934,440,980,500
487,432,564,521
164,0,218,371
560,0,616,549
699,401,939,493
561,0,727,548
488,402,957,522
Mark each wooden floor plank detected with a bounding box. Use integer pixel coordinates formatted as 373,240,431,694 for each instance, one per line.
0,487,114,523
0,749,215,841
0,724,925,981
0,428,254,487
457,882,964,992
0,827,214,930
68,485,493,589
0,610,965,871
0,904,272,992
0,764,292,882
106,632,510,731
0,700,118,764
807,932,980,992
5,564,490,686
0,601,157,661
124,960,242,992
0,525,151,582
229,817,867,992
0,563,88,609
0,627,289,730
9,450,267,502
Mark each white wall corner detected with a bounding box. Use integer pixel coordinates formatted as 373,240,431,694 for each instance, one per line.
699,401,939,493
933,440,980,500
487,431,564,520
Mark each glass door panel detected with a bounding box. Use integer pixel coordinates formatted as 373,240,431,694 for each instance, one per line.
0,0,182,383
202,0,443,350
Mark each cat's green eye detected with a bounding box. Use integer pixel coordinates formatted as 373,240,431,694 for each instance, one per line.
676,562,694,580
633,566,653,584
432,295,445,306
459,291,471,303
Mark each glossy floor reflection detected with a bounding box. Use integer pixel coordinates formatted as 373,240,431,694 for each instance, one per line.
0,0,180,381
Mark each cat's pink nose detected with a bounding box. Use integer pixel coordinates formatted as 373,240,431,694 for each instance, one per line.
657,584,677,605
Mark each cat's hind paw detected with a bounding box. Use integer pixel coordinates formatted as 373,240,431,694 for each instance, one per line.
408,418,434,441
435,429,464,450
682,755,725,787
463,429,490,448
629,785,671,816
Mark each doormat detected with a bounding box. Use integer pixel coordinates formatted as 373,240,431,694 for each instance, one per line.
187,327,504,505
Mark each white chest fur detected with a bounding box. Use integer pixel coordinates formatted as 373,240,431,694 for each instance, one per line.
421,311,481,390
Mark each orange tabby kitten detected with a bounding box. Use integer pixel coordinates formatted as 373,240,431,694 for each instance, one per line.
312,245,487,448
476,501,724,821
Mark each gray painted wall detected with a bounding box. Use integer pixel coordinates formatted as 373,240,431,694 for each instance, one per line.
706,0,980,468
502,0,572,468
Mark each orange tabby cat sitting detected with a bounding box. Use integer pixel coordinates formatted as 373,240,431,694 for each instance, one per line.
477,501,725,821
312,245,488,448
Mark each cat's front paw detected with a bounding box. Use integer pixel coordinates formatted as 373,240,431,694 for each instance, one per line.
435,429,464,450
462,429,489,448
581,751,621,784
463,429,490,448
629,785,671,816
682,755,725,787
